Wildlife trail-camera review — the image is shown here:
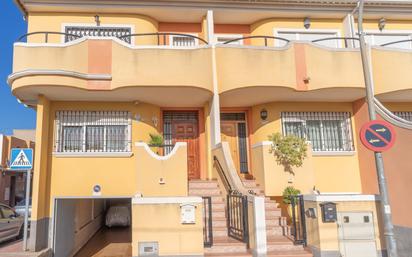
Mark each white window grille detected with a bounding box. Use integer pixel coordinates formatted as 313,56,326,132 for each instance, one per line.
65,26,132,43
55,111,131,153
364,33,412,49
394,111,412,121
281,112,354,152
276,30,340,48
170,35,197,46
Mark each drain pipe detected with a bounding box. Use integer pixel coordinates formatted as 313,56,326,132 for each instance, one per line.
357,1,399,257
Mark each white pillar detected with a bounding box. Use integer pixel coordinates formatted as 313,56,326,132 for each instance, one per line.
249,196,267,257
343,14,356,48
206,10,215,45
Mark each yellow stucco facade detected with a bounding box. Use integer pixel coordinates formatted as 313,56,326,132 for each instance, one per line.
9,1,412,256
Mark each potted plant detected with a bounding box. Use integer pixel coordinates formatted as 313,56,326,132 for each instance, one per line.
148,133,164,154
268,132,307,174
282,186,301,221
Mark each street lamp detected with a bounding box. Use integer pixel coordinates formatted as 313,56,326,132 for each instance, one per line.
357,1,398,257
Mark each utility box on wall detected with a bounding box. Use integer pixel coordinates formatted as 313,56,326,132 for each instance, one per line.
302,194,383,257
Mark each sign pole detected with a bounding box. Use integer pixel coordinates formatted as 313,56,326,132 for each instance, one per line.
358,1,398,256
23,168,31,251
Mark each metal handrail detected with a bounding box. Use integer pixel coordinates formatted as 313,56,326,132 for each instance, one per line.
380,39,412,47
119,32,209,45
223,35,290,47
213,156,232,192
311,37,360,48
17,32,82,43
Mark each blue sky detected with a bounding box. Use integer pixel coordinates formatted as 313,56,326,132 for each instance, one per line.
0,1,34,135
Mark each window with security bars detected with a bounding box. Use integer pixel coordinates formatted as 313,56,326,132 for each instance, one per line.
394,112,412,121
55,111,131,153
170,35,197,46
65,26,132,43
281,112,354,152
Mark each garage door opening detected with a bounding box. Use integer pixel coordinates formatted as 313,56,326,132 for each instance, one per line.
53,198,132,257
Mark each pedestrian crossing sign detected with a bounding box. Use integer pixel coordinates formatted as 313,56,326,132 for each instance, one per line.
10,148,33,170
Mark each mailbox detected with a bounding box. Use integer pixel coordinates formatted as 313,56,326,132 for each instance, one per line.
320,202,337,223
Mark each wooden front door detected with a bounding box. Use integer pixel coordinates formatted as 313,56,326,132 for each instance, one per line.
221,123,240,172
163,111,200,180
220,112,250,175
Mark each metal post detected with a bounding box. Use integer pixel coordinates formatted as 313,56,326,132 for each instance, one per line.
23,169,31,251
357,1,398,256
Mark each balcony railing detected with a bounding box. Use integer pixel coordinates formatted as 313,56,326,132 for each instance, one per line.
223,35,290,47
17,31,208,46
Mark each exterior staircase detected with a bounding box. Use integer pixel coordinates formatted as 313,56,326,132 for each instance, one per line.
189,179,313,257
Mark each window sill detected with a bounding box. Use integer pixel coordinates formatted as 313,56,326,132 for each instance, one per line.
312,151,356,156
53,152,133,158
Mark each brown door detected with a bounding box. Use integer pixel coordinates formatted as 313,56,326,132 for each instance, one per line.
221,122,240,172
163,111,200,180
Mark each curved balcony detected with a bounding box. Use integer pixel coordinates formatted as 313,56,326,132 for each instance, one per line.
9,32,213,107
216,38,366,106
372,44,412,102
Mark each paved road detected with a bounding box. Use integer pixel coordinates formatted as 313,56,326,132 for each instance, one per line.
0,239,23,253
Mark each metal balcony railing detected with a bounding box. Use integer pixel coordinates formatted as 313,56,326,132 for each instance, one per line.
17,31,208,46
223,35,290,47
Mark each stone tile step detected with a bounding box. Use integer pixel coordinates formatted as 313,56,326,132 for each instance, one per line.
211,203,225,211
211,212,226,219
266,210,282,217
189,181,220,189
205,252,252,257
204,237,248,254
265,217,287,226
267,238,306,252
266,250,313,257
266,226,287,236
189,188,222,196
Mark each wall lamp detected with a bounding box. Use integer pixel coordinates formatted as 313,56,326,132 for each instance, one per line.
95,15,101,26
260,109,268,121
304,17,311,29
378,18,386,31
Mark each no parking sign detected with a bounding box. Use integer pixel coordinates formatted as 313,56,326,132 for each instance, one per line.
360,120,396,152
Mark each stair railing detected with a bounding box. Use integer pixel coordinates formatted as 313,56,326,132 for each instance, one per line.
213,156,232,192
290,195,307,246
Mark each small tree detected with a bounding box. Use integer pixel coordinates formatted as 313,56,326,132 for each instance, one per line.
269,133,307,174
282,186,301,205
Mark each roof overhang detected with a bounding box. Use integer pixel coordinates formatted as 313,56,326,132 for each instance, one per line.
14,0,412,23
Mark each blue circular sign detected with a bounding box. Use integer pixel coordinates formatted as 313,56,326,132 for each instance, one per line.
360,120,396,152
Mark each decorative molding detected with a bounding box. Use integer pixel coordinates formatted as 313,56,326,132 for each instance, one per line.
135,142,186,161
132,196,202,204
7,69,112,85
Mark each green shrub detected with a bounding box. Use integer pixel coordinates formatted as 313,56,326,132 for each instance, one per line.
148,134,164,147
282,186,301,205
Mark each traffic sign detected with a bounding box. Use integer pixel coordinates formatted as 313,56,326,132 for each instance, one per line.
360,120,396,152
9,148,33,170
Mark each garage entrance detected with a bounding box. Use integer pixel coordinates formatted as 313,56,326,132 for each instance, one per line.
53,198,132,257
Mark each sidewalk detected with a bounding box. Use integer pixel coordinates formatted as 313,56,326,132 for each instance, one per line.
0,240,51,257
